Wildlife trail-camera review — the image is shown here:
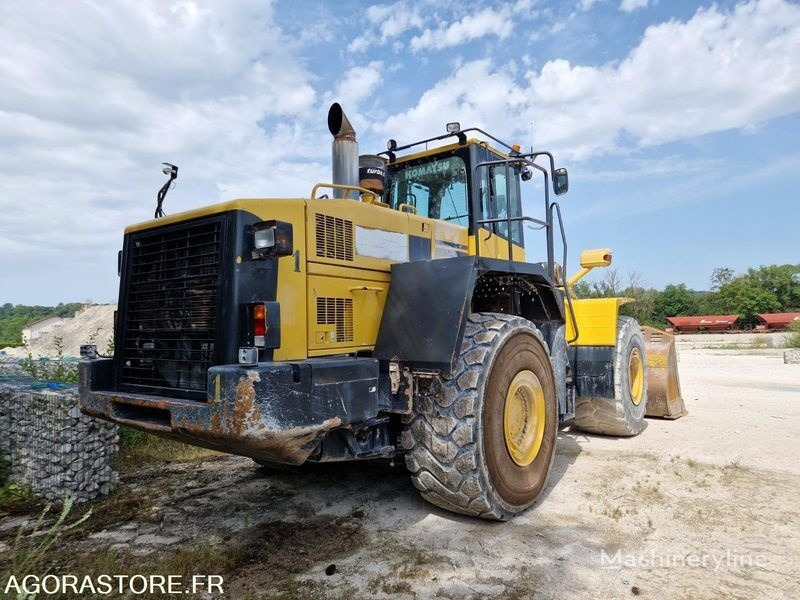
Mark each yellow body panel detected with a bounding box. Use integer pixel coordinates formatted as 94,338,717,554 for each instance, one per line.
122,180,530,361
306,198,431,273
565,297,632,346
271,202,308,361
307,274,388,353
468,229,526,261
123,198,305,234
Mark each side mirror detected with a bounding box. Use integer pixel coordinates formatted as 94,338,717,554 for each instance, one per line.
553,168,569,195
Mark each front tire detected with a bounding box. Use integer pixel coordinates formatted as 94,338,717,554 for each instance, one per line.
403,313,558,520
573,316,648,436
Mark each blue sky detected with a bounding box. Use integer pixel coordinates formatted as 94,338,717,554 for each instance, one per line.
0,0,798,304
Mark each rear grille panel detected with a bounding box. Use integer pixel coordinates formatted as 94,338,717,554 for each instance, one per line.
315,214,354,261
316,297,354,343
117,218,224,397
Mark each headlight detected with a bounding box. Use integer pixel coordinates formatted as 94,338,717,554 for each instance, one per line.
251,220,293,258
254,227,276,250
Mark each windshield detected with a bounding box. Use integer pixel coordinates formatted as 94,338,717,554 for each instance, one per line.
388,155,469,227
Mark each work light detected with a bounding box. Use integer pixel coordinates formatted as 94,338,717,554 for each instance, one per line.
254,227,275,250
251,220,293,258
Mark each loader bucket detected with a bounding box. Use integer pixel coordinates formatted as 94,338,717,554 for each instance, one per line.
641,326,687,419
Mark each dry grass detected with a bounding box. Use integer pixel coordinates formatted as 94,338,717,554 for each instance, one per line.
116,432,219,468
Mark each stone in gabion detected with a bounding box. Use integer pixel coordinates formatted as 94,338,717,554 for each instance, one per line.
784,349,800,364
0,379,119,503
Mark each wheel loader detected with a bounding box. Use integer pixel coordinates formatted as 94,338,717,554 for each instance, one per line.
79,103,685,520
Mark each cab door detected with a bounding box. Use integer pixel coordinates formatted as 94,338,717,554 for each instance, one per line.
472,149,526,261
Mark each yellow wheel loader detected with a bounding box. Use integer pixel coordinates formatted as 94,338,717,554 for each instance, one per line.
79,104,684,520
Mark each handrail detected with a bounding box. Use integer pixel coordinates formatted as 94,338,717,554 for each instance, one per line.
551,201,579,344
398,203,418,214
310,182,378,203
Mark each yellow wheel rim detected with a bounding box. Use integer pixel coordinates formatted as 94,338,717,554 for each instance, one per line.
629,347,644,406
503,370,546,467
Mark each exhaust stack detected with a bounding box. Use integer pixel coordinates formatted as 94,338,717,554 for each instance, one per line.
327,103,359,198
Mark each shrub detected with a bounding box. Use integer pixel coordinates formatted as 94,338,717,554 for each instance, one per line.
786,322,800,349
19,336,78,383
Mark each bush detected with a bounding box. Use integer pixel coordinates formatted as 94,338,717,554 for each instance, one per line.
0,482,41,515
786,322,800,349
118,426,148,446
19,336,78,383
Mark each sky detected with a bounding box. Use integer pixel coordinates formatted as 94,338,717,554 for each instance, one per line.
0,0,798,305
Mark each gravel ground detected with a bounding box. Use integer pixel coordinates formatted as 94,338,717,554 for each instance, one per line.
2,340,798,599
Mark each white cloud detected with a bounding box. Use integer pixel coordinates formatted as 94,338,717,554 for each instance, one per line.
349,1,537,53
0,0,327,302
379,0,800,161
620,0,650,12
324,61,385,123
347,1,425,53
410,7,516,52
579,0,603,11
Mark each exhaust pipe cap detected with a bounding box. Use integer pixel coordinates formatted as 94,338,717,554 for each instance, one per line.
328,102,356,141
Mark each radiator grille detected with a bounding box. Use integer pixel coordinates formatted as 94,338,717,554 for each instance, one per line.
316,297,354,343
118,219,222,394
315,214,353,261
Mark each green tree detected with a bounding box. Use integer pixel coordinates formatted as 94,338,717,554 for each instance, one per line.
743,264,800,309
710,267,734,291
715,278,781,325
653,284,699,322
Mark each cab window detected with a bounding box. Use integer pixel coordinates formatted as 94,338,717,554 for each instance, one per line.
479,158,523,245
389,156,469,227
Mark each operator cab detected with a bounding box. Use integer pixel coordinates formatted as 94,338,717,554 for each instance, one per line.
380,123,568,267
385,142,525,249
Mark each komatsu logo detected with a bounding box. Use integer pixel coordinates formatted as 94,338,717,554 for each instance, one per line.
401,159,452,179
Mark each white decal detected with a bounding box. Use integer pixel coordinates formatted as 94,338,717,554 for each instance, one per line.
356,226,408,262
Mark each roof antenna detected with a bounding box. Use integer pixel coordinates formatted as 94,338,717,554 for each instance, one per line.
154,163,178,218
530,121,534,154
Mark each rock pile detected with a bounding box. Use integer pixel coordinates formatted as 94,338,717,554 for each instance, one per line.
0,378,118,502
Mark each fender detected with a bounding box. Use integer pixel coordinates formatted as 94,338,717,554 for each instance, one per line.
373,256,564,374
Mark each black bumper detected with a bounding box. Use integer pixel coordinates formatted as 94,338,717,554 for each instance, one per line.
79,357,404,465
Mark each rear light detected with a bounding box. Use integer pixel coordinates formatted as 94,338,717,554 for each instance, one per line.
253,304,267,347
244,301,281,350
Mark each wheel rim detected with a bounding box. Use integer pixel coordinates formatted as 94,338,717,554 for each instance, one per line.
503,369,546,467
629,347,644,406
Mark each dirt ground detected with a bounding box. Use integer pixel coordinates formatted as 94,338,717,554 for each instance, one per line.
2,335,799,599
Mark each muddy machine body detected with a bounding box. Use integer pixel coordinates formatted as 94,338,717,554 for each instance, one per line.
80,104,683,519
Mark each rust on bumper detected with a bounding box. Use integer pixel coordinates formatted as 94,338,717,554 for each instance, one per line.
79,357,388,465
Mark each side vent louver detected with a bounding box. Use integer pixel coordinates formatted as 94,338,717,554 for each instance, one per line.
316,297,354,343
315,214,354,261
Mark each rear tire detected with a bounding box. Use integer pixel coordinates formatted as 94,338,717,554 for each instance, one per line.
403,313,558,520
573,316,648,436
